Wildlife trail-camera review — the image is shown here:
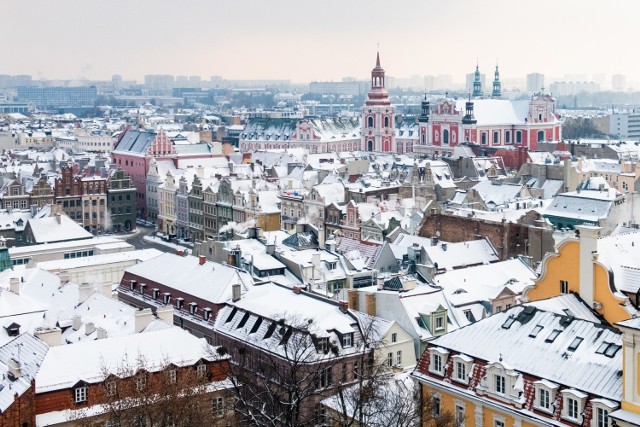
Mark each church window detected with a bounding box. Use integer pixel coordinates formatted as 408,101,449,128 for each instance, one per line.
493,132,499,144
481,132,487,145
443,129,449,145
537,130,545,142
384,116,390,128
367,116,374,128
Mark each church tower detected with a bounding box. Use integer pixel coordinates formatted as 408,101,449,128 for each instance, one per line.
492,64,502,98
418,94,430,146
472,64,483,98
361,52,395,152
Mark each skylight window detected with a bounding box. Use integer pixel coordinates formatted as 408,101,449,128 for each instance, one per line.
568,337,583,351
545,329,562,343
529,325,544,338
604,343,621,358
237,312,251,329
596,342,610,354
502,316,516,329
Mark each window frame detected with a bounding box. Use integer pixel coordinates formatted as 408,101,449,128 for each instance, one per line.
74,386,88,403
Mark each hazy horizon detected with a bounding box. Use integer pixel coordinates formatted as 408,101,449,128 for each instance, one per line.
6,0,638,85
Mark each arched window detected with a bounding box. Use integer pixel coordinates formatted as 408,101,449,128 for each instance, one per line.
422,134,425,144
505,131,511,143
481,132,487,145
493,132,499,144
537,130,545,142
384,116,390,128
443,129,449,145
516,131,522,143
367,116,374,128
367,140,374,151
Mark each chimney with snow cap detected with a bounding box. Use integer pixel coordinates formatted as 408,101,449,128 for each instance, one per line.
199,255,206,265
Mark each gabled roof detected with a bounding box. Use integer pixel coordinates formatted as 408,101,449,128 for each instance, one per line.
26,214,93,244
0,333,48,413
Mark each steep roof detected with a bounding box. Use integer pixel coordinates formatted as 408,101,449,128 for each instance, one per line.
421,305,622,400
0,333,48,413
113,130,156,154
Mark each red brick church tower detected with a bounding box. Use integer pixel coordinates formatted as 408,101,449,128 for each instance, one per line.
361,52,395,152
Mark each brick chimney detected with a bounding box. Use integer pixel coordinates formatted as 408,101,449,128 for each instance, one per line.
293,286,302,294
338,300,349,314
199,255,206,265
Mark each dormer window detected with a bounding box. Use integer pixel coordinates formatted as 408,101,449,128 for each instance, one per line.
152,288,159,299
189,302,198,315
74,385,88,403
130,280,137,291
451,354,473,385
342,333,353,348
163,293,171,305
533,380,558,414
203,308,212,321
590,398,617,427
175,297,184,310
561,389,587,424
139,283,146,295
495,374,506,394
428,347,449,376
317,337,329,353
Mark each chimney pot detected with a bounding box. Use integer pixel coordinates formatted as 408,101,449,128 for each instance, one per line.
199,255,206,265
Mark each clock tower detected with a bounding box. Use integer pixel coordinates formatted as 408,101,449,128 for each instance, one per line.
361,52,395,152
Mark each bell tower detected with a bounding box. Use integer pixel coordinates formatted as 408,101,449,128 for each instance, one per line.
492,64,502,98
418,94,430,146
472,63,483,98
361,52,395,153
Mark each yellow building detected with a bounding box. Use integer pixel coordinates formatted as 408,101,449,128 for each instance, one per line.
412,304,624,427
522,225,639,325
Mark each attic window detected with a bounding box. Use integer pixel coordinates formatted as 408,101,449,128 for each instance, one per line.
237,312,251,329
529,325,544,338
152,288,159,299
139,283,146,295
501,316,516,329
264,321,277,339
568,337,583,352
4,322,20,337
545,329,562,343
189,302,198,315
225,307,237,323
203,307,212,321
163,293,171,305
175,297,184,310
317,337,329,353
250,316,263,334
597,342,621,358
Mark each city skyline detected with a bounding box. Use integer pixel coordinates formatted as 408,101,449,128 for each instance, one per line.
6,0,639,85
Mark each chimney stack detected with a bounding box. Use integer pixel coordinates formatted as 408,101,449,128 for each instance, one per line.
55,213,61,224
85,322,96,336
72,314,82,331
338,300,349,314
156,305,174,324
232,283,241,302
199,255,206,265
135,308,154,333
7,358,22,380
96,327,108,340
293,286,302,294
9,277,19,295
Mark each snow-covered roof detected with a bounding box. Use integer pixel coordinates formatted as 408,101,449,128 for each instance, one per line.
25,214,93,244
424,305,622,400
425,239,499,271
124,253,253,304
0,333,48,413
36,327,221,393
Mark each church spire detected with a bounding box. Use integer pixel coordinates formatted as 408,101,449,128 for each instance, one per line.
492,63,502,98
365,51,390,106
473,63,483,98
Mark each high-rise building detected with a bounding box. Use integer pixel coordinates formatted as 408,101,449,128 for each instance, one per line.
527,72,545,93
613,74,627,91
17,86,97,108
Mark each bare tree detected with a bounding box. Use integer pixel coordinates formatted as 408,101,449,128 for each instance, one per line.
69,353,234,427
217,311,425,427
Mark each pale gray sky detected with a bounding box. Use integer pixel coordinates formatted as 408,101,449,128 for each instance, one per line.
5,0,637,83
